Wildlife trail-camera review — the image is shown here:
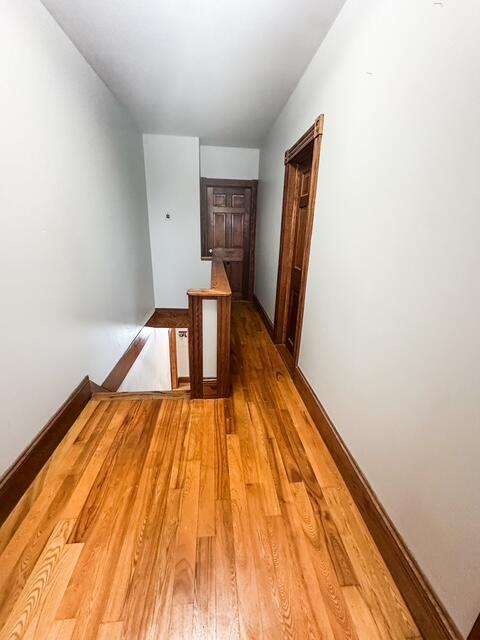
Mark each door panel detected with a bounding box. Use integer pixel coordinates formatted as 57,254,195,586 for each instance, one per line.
286,163,312,355
202,182,255,300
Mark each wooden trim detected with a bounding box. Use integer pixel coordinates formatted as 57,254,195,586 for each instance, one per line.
276,343,294,375
248,181,258,302
146,308,189,328
92,390,190,401
216,296,232,397
0,376,92,526
188,295,204,399
169,329,179,390
274,115,324,366
284,114,324,164
202,378,219,399
200,177,258,301
89,380,109,394
102,325,153,392
292,365,462,640
468,615,480,640
274,163,297,344
253,295,274,339
201,178,257,187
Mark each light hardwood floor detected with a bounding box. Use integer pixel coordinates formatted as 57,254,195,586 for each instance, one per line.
0,302,421,639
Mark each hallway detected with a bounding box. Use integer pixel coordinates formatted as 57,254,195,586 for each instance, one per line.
0,303,420,639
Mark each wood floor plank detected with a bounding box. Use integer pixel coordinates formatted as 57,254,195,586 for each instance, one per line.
226,434,262,639
168,604,193,639
214,499,240,639
290,481,358,639
45,619,76,640
0,520,77,640
213,401,231,501
0,302,421,640
22,544,83,640
197,403,216,537
342,585,383,640
0,403,117,624
0,401,104,558
95,621,124,640
192,536,216,639
247,403,281,517
245,484,285,639
122,487,182,639
102,401,183,623
171,459,201,605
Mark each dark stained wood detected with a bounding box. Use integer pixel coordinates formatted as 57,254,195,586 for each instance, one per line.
102,326,153,392
292,365,462,640
89,381,109,394
274,115,324,365
285,162,311,356
146,308,189,328
0,302,421,639
276,343,295,375
188,296,204,399
0,376,92,526
92,390,191,401
273,162,297,345
216,296,231,398
284,115,323,164
253,294,274,339
468,614,480,640
169,329,179,390
202,378,219,399
200,178,257,301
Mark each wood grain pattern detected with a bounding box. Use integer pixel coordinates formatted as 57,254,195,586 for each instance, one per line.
0,377,92,527
293,365,462,640
146,308,189,328
0,303,421,640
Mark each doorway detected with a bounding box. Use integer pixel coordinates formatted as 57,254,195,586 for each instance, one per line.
274,115,324,369
200,178,257,300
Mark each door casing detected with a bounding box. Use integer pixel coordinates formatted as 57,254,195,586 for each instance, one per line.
273,115,324,369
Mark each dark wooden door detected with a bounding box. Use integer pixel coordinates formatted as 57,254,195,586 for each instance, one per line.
286,162,312,355
201,179,256,300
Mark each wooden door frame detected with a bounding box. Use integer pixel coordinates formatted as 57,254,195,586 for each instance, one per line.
273,115,324,369
468,614,480,640
200,177,258,301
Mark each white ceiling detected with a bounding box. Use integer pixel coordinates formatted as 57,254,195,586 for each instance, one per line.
41,0,345,147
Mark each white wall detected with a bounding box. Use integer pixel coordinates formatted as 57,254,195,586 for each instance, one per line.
200,145,259,180
0,1,154,476
255,1,480,636
118,329,171,392
144,134,211,307
203,300,217,379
